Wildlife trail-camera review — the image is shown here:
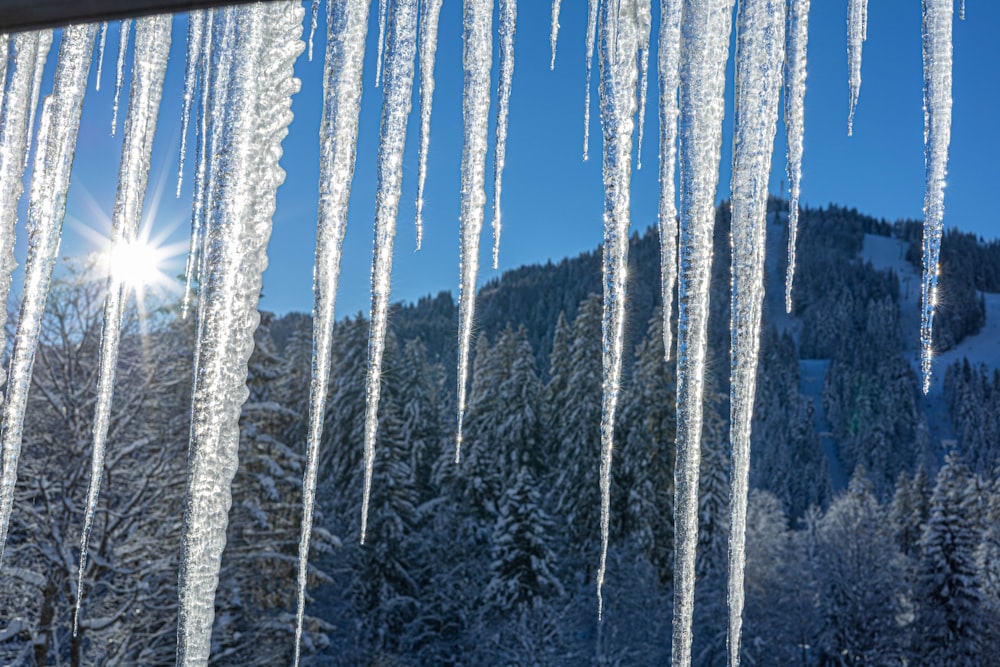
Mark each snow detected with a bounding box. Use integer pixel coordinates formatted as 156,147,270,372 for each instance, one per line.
361,0,419,545
727,0,785,662
673,0,735,663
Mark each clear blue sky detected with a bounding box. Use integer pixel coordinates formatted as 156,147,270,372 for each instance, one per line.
40,1,1000,317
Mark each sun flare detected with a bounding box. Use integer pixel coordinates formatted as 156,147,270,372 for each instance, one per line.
108,237,167,290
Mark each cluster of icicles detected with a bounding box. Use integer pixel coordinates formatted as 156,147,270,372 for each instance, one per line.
0,0,955,665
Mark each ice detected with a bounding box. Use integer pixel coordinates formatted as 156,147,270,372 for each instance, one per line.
919,0,953,394
960,0,965,21
491,0,517,269
74,14,171,636
727,0,785,663
657,0,682,360
0,36,9,114
182,10,218,320
549,0,562,69
309,0,320,61
0,23,97,564
455,0,493,460
360,0,419,545
96,23,108,90
294,0,371,662
847,0,866,135
112,19,132,136
24,31,54,169
783,0,809,313
177,11,205,198
0,32,50,385
582,0,598,160
595,0,641,620
635,0,651,171
414,0,443,250
376,0,388,86
177,3,303,663
673,0,734,664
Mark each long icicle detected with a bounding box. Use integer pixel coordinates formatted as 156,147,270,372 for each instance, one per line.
635,0,651,171
727,0,785,663
111,19,132,136
595,0,641,620
361,0,419,544
549,0,562,69
673,0,734,664
0,23,97,564
846,0,866,135
96,23,108,90
177,11,205,198
783,0,810,313
582,0,598,160
657,0,682,361
0,33,47,383
74,14,171,636
491,0,516,269
376,0,389,86
415,0,444,250
308,0,320,61
455,0,493,461
181,10,217,319
294,0,371,662
24,30,54,169
177,4,304,663
919,0,952,394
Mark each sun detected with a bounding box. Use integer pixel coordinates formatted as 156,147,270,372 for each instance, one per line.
108,237,168,290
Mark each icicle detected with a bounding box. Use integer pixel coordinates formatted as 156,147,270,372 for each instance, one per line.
415,0,443,250
177,4,304,663
919,0,953,394
182,10,218,320
491,0,516,270
960,0,965,20
361,0,419,545
727,0,785,663
24,30,54,169
0,33,48,404
635,0,651,171
294,0,371,662
177,11,205,198
455,0,493,461
74,15,171,636
308,0,320,61
783,0,809,313
582,0,598,160
846,0,867,135
0,23,96,565
673,0,734,664
0,36,9,115
96,22,108,90
376,0,388,86
111,19,132,136
549,0,562,69
595,0,641,620
657,0,682,360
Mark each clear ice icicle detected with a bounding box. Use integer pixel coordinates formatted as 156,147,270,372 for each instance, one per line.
549,0,562,70
309,0,320,61
0,35,9,113
177,4,304,663
0,23,96,564
657,0,682,360
112,19,132,136
491,0,516,269
727,0,785,663
177,11,205,198
783,0,809,313
295,0,371,662
415,0,443,250
582,0,598,160
455,0,493,460
635,0,651,171
24,30,54,169
960,0,965,20
376,0,388,86
673,0,734,664
847,0,867,135
75,14,171,635
361,0,419,545
919,0,952,394
96,22,108,90
595,0,641,620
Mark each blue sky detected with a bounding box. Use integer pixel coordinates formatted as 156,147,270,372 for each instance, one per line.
43,1,1000,317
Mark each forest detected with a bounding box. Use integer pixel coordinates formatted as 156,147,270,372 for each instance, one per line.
1,199,999,665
